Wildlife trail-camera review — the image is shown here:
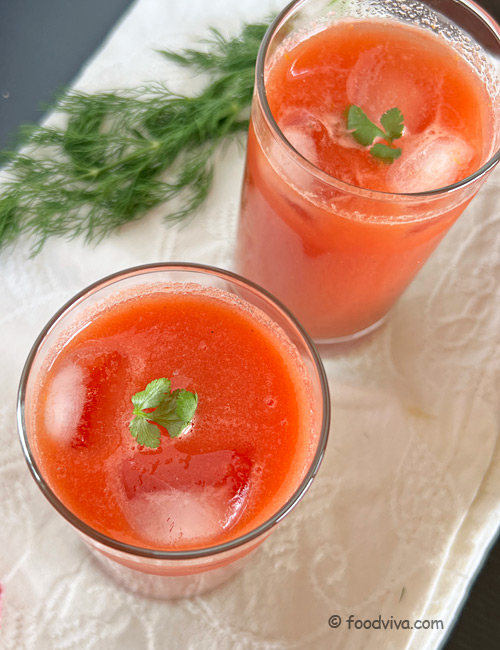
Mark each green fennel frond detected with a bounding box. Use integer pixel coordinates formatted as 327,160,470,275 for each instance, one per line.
0,20,270,255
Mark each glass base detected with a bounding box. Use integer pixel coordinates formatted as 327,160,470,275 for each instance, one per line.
313,314,387,345
89,545,259,599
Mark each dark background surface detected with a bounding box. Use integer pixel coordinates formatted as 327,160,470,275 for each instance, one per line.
1,0,499,647
0,0,134,150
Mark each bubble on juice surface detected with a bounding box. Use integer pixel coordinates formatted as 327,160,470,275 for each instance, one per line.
387,127,475,193
44,364,86,444
120,449,252,547
346,44,433,134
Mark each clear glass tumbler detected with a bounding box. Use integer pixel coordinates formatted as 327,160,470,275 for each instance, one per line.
18,263,330,598
236,0,500,343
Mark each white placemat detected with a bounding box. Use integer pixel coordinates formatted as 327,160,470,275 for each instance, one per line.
1,0,499,648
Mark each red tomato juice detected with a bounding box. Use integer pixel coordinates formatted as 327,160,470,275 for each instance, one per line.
30,285,315,551
237,20,494,340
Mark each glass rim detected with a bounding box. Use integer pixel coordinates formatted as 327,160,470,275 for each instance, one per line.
256,0,500,201
17,262,331,561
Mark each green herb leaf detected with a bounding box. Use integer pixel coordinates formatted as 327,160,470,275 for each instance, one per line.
129,416,162,449
146,397,177,429
347,105,385,146
380,107,404,142
175,389,199,423
370,143,402,162
347,105,405,163
129,378,198,448
160,418,190,439
131,377,171,411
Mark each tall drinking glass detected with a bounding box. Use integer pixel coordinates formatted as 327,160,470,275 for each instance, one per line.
236,0,500,342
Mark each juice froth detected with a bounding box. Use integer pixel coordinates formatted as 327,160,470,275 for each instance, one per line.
31,285,316,551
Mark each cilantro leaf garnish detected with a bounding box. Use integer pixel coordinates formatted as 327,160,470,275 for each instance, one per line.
130,416,162,449
347,105,405,163
175,389,199,422
347,105,385,146
129,379,198,448
370,143,402,161
380,107,404,142
132,377,172,411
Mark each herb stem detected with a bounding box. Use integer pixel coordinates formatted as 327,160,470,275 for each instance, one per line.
76,141,162,181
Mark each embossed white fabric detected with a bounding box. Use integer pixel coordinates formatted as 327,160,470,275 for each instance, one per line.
1,0,500,648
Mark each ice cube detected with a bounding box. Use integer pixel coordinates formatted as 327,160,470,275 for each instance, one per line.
44,344,126,448
346,45,431,133
387,128,475,193
44,364,86,444
274,107,370,190
280,123,319,164
281,107,331,160
125,485,245,546
267,108,324,191
121,449,252,547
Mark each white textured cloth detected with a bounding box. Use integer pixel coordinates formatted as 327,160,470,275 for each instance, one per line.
1,0,500,648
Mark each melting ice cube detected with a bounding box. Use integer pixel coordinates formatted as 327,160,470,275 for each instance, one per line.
44,364,86,445
125,486,245,546
281,124,319,164
387,129,475,193
268,108,324,191
346,45,432,133
121,449,252,547
278,107,327,161
44,344,125,448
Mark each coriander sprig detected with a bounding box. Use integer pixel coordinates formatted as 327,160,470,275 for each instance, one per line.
0,21,269,255
129,378,198,449
347,105,404,162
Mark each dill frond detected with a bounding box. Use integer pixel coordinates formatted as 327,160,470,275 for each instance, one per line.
0,20,270,255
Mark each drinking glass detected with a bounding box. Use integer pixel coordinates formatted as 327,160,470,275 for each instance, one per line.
18,263,330,598
236,0,500,342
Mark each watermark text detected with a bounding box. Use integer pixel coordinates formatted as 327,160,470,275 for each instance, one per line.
328,614,444,631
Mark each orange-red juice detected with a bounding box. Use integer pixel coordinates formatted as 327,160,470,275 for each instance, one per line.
237,19,495,340
29,285,316,551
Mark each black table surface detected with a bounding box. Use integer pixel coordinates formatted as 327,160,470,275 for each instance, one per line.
1,1,499,648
